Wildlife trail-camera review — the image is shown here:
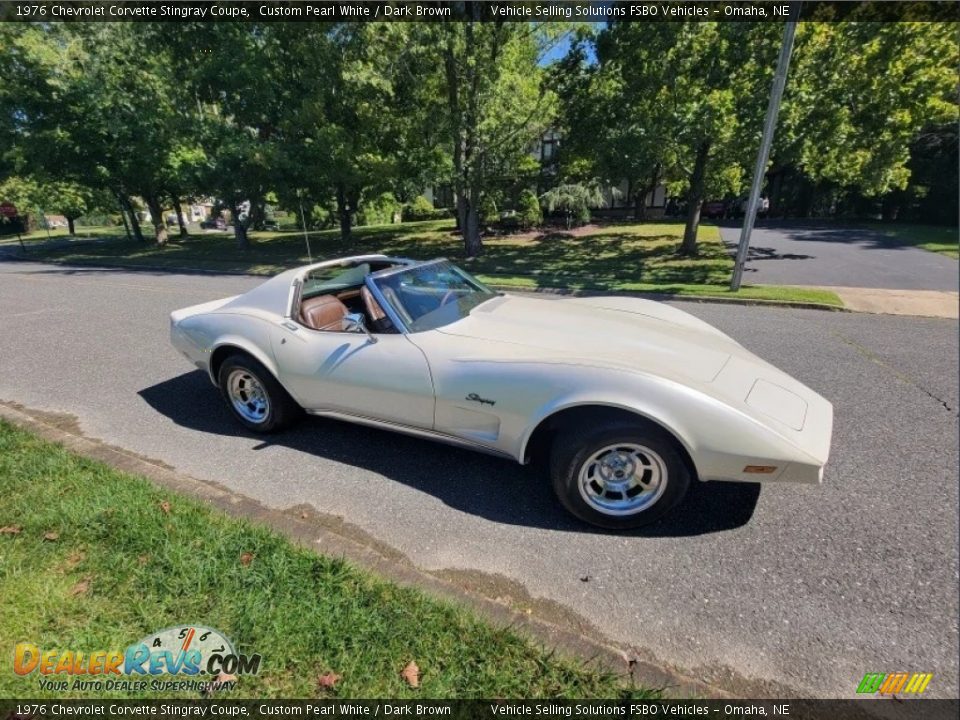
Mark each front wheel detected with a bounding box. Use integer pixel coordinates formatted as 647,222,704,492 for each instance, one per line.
218,354,302,433
550,421,691,530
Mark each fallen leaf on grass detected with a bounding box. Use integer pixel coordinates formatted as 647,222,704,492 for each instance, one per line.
318,672,341,689
44,531,60,541
137,554,150,566
159,500,172,514
201,671,238,696
400,660,420,688
240,552,254,566
0,526,22,535
69,578,91,597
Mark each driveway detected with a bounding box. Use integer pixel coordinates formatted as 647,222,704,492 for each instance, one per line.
0,261,957,698
718,222,959,291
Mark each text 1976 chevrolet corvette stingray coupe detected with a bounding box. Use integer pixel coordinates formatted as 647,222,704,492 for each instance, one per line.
170,255,833,529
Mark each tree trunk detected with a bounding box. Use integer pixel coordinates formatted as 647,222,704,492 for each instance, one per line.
769,170,784,218
231,203,249,250
634,165,662,222
251,198,267,231
145,195,168,246
881,194,900,221
634,182,647,221
463,204,482,257
681,143,710,255
67,217,76,236
455,193,466,232
125,198,145,243
799,182,815,218
117,193,133,241
171,193,188,237
336,185,353,244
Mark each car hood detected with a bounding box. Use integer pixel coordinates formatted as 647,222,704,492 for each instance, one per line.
435,294,743,383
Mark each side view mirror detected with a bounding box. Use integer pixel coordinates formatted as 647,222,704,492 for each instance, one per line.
343,312,377,343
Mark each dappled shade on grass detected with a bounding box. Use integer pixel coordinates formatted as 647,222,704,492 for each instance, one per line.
22,219,843,306
0,420,655,699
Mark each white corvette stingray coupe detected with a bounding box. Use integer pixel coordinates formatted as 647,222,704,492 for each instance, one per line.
170,255,833,529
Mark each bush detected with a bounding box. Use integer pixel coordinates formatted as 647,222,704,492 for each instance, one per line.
479,195,498,225
77,213,121,227
358,192,401,226
517,189,542,228
402,195,440,222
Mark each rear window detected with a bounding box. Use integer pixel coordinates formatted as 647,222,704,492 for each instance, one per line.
301,263,371,297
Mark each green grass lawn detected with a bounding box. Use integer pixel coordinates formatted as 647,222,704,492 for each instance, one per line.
20,219,842,306
6,225,124,242
0,420,654,699
862,222,959,259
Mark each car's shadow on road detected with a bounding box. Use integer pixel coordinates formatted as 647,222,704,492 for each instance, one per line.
139,370,762,538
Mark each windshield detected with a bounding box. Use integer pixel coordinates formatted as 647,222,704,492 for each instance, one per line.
370,260,497,332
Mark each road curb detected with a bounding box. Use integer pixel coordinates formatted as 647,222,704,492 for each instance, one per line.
4,253,848,313
0,401,740,700
489,284,850,313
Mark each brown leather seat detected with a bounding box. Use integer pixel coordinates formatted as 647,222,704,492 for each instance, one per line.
300,295,348,331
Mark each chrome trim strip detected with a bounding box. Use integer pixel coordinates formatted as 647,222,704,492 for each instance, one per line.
286,277,302,320
305,408,517,462
368,257,447,280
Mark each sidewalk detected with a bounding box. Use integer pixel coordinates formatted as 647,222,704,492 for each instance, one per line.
828,286,959,319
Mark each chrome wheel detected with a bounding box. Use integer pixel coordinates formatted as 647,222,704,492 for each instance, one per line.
227,369,270,424
578,443,668,516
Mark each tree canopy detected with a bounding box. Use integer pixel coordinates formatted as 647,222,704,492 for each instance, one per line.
0,15,955,259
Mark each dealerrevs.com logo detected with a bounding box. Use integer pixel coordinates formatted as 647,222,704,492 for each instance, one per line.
13,625,261,693
856,672,933,695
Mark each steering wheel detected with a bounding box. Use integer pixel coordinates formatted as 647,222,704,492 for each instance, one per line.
440,290,458,307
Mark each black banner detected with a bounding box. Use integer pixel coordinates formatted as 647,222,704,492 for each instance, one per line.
2,700,960,720
0,1,957,24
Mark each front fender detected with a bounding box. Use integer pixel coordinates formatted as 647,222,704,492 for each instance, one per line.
507,364,822,484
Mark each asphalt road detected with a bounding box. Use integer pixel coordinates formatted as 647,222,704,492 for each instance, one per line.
718,222,960,291
1,261,957,698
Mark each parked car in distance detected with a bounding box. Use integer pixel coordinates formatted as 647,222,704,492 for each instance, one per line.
701,200,727,219
200,217,226,230
729,196,770,219
170,255,833,530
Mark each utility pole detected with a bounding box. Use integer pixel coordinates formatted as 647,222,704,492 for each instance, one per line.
730,14,799,291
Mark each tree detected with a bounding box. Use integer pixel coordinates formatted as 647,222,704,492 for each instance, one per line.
159,22,289,249
539,181,606,229
571,23,782,254
553,27,672,220
1,24,197,246
421,8,556,256
772,21,959,214
269,23,406,243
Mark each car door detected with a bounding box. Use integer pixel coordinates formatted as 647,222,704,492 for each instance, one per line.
269,319,435,429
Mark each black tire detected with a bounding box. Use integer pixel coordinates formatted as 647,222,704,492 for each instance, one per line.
550,420,691,530
217,353,302,433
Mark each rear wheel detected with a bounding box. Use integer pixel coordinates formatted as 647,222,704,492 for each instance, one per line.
550,420,690,530
218,354,301,433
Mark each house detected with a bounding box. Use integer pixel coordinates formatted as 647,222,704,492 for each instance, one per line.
138,198,215,225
